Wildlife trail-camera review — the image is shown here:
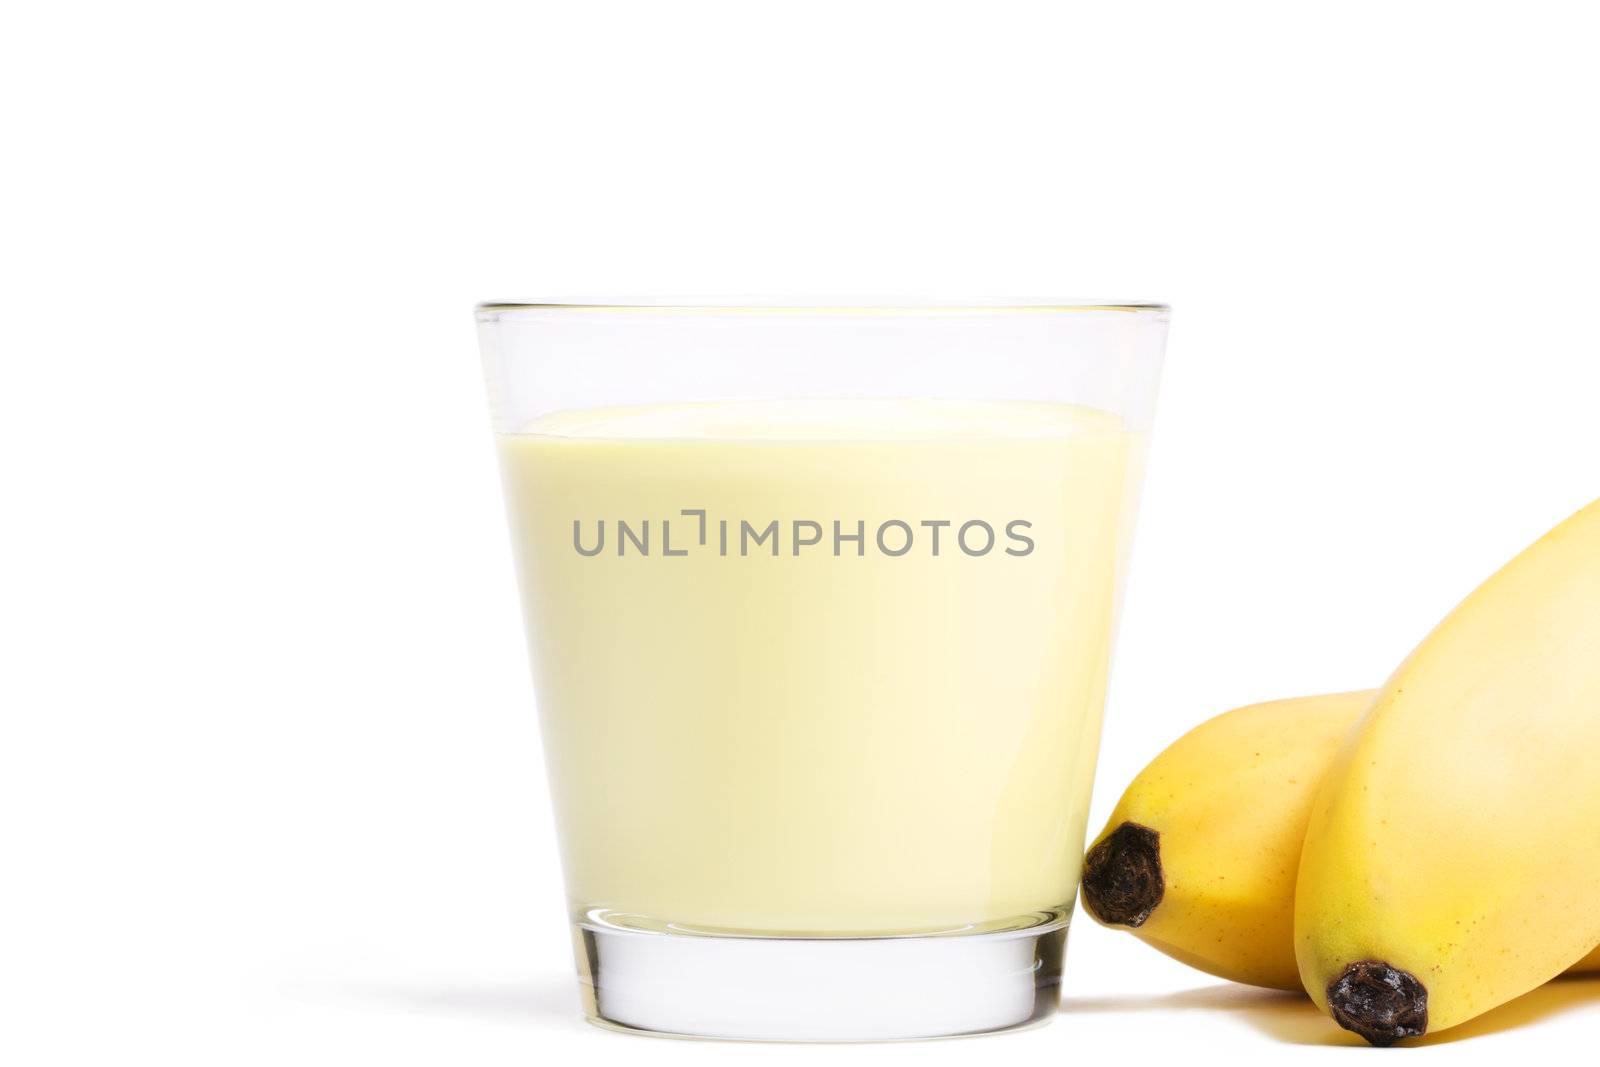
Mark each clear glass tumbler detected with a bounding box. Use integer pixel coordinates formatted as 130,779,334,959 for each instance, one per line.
476,301,1168,1040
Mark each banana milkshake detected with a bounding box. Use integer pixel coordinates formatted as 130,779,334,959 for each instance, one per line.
496,397,1146,936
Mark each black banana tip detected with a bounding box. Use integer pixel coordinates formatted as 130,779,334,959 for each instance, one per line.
1327,960,1429,1046
1081,821,1164,927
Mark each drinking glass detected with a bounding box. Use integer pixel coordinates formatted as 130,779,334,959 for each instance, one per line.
476,301,1168,1040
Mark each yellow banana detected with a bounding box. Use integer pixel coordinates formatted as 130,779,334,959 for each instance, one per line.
1082,691,1377,989
1296,498,1600,1045
1082,690,1600,992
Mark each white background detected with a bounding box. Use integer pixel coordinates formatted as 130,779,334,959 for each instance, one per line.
4,1,1599,1063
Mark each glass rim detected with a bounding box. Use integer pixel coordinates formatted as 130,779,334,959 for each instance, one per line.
477,299,1169,317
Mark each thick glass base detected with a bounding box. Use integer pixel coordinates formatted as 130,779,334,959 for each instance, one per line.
573,911,1068,1041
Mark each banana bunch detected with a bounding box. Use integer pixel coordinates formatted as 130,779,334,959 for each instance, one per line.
1083,498,1600,1045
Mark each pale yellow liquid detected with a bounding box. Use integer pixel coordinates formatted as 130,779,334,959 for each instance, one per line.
498,398,1144,936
